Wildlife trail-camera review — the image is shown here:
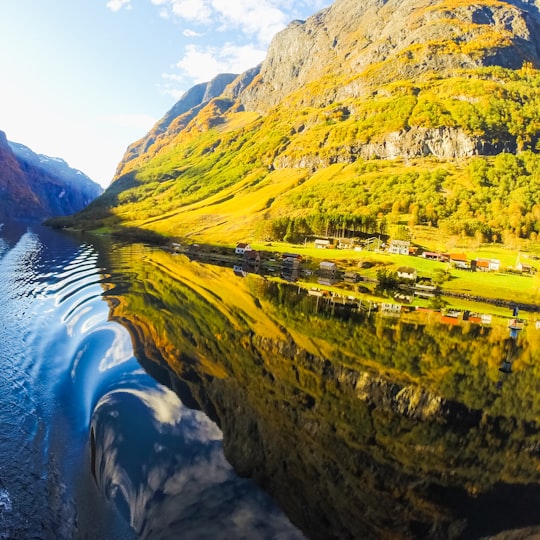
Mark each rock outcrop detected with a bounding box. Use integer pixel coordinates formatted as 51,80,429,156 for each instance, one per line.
116,72,248,177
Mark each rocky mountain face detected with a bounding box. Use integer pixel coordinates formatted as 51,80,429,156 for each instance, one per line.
117,73,241,175
0,131,102,220
115,0,540,177
238,0,540,111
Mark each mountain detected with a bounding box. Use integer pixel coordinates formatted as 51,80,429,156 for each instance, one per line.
73,0,540,244
0,131,102,221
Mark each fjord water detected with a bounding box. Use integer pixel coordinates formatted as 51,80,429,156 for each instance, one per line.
0,221,303,540
1,221,539,540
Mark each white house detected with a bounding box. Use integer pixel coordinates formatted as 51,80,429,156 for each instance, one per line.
448,253,469,269
388,240,410,255
474,258,500,272
233,265,247,277
397,266,417,281
381,303,402,315
235,242,252,255
315,239,331,249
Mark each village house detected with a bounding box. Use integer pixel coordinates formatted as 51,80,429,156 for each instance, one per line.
338,238,355,250
448,253,469,269
282,253,302,262
481,314,492,325
314,238,331,249
308,288,328,297
388,239,410,255
233,265,247,277
440,309,462,325
381,303,402,316
471,258,500,272
344,271,360,283
414,283,436,298
244,249,260,267
235,242,252,255
422,251,443,261
441,314,460,325
471,259,489,272
281,253,301,282
397,266,417,281
319,261,337,273
516,261,533,274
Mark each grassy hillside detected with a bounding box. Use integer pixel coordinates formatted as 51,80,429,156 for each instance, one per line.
63,65,540,250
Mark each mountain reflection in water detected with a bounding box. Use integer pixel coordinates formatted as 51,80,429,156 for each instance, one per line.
94,241,540,540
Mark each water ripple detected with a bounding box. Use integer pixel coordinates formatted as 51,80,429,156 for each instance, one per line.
0,227,130,539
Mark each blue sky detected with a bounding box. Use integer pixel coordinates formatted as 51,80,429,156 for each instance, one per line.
0,1,331,187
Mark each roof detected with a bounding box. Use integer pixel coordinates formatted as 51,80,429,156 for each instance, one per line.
397,266,416,274
448,253,467,261
283,253,302,259
390,239,410,246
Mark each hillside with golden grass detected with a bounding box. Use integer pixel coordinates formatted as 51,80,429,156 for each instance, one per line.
64,0,540,247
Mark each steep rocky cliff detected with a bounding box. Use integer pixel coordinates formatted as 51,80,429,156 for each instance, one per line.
0,131,102,220
76,0,540,241
118,0,540,167
239,0,540,111
116,73,242,177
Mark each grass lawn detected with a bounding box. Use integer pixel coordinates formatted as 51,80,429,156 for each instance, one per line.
442,268,539,303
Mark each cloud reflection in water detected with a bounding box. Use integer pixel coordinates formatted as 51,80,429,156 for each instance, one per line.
91,383,304,540
97,325,135,372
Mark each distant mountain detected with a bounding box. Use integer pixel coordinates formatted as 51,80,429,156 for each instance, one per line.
0,131,102,221
74,0,540,243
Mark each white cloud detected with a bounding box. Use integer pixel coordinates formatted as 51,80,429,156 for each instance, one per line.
148,0,289,46
167,42,265,85
106,0,133,12
151,0,213,24
211,0,289,44
182,28,203,37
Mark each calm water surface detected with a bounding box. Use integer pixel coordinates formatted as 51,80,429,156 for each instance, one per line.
0,221,303,540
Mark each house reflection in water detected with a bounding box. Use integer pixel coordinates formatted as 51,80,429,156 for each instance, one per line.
497,307,525,387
